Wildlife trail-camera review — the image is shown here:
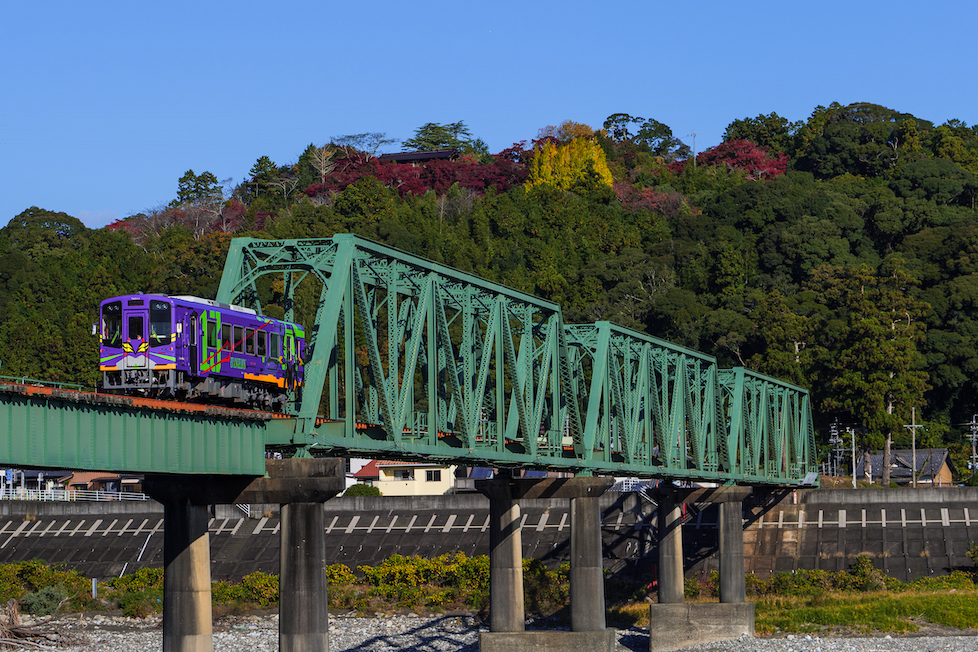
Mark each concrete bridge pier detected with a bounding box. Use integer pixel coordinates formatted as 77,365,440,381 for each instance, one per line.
655,486,685,604
145,474,254,652
147,458,345,652
478,476,526,633
238,458,346,652
477,476,616,652
648,486,754,652
160,501,213,652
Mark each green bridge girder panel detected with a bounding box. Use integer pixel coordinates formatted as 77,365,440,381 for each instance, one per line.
0,385,300,475
218,235,817,486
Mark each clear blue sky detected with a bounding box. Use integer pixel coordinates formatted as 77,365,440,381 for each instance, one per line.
2,0,975,229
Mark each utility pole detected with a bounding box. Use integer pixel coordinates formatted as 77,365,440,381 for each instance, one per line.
688,131,697,167
967,415,978,477
846,426,852,489
903,408,923,488
828,420,843,477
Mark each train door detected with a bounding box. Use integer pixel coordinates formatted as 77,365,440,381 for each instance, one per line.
284,332,296,389
188,314,199,372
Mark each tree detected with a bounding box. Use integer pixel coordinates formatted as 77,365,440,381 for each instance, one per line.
536,120,595,143
634,119,690,162
723,112,802,154
525,137,613,195
694,140,788,181
331,132,397,156
794,103,933,179
401,121,488,157
172,170,222,206
815,264,930,485
603,113,645,141
307,145,337,185
247,156,279,200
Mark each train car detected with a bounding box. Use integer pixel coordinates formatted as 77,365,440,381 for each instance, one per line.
97,294,304,411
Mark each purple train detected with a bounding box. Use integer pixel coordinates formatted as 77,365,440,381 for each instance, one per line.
97,294,305,411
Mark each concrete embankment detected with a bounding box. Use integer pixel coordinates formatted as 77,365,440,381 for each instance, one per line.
0,487,974,583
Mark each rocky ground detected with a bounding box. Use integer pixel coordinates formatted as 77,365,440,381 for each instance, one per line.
6,612,977,651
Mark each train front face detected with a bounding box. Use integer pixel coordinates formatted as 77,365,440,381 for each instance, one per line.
99,295,180,393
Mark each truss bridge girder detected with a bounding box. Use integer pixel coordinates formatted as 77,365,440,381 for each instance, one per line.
216,236,816,486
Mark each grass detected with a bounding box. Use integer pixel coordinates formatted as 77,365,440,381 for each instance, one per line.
754,589,978,635
4,554,978,636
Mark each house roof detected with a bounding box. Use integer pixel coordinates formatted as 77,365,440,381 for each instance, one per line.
352,460,379,479
855,448,956,480
374,459,449,468
378,149,460,164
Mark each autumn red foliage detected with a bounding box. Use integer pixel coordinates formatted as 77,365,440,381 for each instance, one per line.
614,182,695,220
303,149,529,200
669,140,788,181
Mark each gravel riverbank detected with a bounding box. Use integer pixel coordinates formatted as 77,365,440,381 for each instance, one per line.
22,613,978,652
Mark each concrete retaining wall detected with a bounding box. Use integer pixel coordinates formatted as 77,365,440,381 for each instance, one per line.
0,487,975,584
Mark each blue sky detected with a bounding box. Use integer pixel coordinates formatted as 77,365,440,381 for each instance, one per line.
2,0,975,229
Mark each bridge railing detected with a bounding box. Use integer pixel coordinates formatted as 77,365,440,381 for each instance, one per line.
0,488,149,502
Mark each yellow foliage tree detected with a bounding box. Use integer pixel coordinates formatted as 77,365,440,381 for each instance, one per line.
536,120,595,143
526,137,613,192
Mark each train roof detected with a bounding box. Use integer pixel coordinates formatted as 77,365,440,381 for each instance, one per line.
100,294,258,316
171,295,257,315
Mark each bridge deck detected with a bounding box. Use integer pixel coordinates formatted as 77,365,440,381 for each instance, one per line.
0,383,298,475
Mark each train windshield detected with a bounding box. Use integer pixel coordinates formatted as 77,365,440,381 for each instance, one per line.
149,300,171,346
102,301,123,347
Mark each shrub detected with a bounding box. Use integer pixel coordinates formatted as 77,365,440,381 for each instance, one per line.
344,484,381,497
20,584,68,616
522,559,568,616
0,564,24,603
118,589,162,618
212,580,247,605
326,564,357,585
241,571,278,607
109,567,164,593
745,573,767,596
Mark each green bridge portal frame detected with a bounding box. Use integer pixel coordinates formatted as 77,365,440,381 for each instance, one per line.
214,235,816,486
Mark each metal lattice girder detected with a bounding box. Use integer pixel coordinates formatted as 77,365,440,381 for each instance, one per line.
217,236,817,485
0,385,297,475
719,367,816,481
561,322,721,477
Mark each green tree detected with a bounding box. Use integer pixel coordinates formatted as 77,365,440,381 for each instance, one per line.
815,265,930,485
172,170,222,206
723,112,802,154
747,291,817,387
401,121,488,157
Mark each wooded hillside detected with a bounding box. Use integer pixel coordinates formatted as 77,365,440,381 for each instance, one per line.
4,103,978,473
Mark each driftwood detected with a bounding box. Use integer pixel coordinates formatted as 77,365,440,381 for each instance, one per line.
0,599,85,649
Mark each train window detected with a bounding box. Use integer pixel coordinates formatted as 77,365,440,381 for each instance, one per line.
149,301,171,346
102,301,122,347
233,326,244,353
270,333,280,359
207,320,218,349
257,331,267,357
221,325,232,351
245,328,255,355
128,315,144,341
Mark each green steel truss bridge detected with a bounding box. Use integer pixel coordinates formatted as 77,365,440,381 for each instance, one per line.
208,235,816,486
0,235,815,486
